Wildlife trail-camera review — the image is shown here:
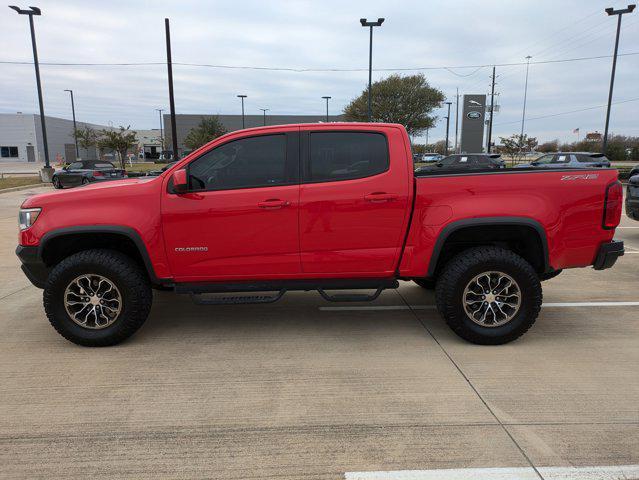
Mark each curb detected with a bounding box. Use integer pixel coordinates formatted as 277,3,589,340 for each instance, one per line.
0,183,49,194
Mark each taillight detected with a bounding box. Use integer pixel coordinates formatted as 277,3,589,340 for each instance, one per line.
93,171,104,177
603,181,622,229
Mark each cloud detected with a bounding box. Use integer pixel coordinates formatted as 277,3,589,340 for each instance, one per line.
1,0,637,144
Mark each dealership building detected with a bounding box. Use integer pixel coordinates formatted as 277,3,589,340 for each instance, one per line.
0,113,165,163
0,112,343,163
163,114,344,155
0,113,111,164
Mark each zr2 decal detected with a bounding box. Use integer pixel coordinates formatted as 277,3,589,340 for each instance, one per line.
561,174,599,181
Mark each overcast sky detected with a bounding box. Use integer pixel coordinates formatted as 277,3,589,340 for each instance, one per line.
1,0,638,144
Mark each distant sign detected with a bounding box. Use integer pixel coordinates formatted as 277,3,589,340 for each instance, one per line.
461,94,486,153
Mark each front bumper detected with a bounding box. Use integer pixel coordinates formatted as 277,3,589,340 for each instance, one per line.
593,240,624,270
15,245,49,289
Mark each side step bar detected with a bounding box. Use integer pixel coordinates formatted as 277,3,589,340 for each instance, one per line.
177,278,399,305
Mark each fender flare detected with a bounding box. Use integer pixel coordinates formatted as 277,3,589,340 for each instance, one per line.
426,216,550,277
38,225,166,284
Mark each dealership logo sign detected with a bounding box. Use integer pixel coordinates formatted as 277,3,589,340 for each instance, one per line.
468,100,482,106
467,111,482,119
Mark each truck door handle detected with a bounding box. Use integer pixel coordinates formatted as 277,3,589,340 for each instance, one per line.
364,192,398,203
258,199,290,209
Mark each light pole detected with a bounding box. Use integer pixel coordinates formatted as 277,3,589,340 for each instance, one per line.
64,89,78,159
454,88,459,153
487,66,496,153
444,102,452,155
603,4,635,154
360,17,384,122
322,96,331,122
520,55,532,148
237,95,247,129
10,5,52,176
259,108,269,126
165,18,178,160
156,108,164,152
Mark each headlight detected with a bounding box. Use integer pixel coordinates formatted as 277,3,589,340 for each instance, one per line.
19,208,41,231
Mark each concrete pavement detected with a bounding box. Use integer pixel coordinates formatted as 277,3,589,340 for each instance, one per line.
0,185,637,479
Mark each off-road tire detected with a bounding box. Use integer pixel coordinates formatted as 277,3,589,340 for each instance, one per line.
44,249,152,347
52,177,62,189
413,278,436,290
435,246,542,345
81,178,90,185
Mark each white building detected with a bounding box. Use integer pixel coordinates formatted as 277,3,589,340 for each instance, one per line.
0,113,108,164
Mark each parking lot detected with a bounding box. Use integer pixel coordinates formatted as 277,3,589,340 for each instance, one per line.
1,185,638,479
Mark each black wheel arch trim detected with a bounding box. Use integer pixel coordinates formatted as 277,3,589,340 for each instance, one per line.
426,216,550,278
38,225,168,285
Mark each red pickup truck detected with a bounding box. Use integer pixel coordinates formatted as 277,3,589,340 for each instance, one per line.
16,123,624,347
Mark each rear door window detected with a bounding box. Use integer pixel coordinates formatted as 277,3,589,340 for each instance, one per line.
552,155,569,164
306,132,388,182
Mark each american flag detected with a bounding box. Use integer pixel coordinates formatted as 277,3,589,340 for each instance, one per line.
573,128,580,134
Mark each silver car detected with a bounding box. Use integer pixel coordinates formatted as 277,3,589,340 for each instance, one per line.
518,152,611,169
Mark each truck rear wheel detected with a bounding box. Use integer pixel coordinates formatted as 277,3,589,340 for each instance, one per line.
435,246,542,345
43,249,152,346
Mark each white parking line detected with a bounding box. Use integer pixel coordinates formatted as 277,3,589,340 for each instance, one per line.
320,301,639,312
344,464,639,480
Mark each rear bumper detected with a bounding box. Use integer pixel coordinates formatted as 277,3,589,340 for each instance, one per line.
593,240,624,270
15,245,48,289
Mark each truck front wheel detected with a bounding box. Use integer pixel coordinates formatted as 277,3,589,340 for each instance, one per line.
435,246,542,345
43,249,152,346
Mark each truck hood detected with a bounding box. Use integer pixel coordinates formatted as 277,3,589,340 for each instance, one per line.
21,177,158,209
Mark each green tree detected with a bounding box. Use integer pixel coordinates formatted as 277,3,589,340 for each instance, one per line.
343,74,444,136
98,126,138,170
537,139,559,153
498,133,536,164
184,116,228,151
72,126,99,159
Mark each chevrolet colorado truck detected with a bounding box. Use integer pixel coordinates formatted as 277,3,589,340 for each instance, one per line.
16,123,624,347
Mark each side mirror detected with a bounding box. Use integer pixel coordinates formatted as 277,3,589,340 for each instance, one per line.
530,161,538,166
436,162,443,167
171,169,188,194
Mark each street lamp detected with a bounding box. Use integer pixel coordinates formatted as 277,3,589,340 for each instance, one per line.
156,108,164,153
520,55,532,148
259,108,269,126
9,5,52,176
322,96,331,122
359,17,384,122
603,4,635,154
64,89,78,159
237,95,247,129
444,102,452,155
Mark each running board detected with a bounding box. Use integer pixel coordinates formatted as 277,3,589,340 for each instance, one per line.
190,290,286,305
317,287,385,302
177,278,399,304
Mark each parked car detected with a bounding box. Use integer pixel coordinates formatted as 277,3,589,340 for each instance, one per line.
17,123,623,347
628,164,639,179
420,153,444,163
517,152,611,169
52,160,126,189
415,153,504,173
147,161,178,176
626,174,639,220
